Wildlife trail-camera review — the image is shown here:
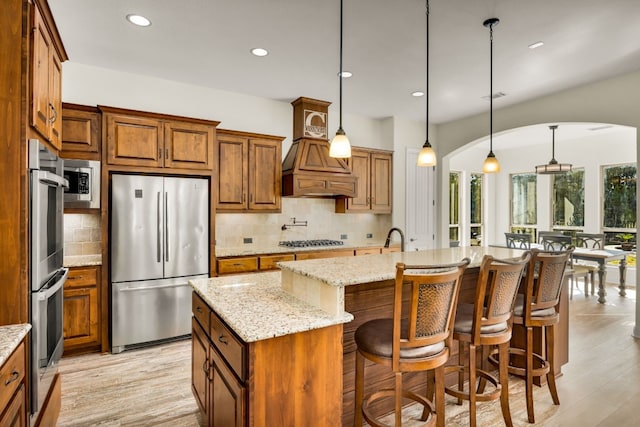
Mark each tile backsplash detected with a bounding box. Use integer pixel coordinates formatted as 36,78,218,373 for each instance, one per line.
64,213,102,256
215,198,392,247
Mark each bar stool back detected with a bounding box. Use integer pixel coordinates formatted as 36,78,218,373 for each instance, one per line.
444,252,530,427
354,259,470,427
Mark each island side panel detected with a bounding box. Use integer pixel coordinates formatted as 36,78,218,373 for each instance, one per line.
249,324,344,427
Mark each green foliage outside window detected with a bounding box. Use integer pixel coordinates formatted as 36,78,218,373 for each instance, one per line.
470,174,482,225
603,164,637,229
552,168,585,227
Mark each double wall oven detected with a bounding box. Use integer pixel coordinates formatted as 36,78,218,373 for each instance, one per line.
29,140,68,417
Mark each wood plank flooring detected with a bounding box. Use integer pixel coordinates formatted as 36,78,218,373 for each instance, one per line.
57,283,638,426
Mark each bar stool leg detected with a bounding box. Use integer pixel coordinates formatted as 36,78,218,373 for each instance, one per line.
395,372,402,426
457,340,465,405
498,342,513,427
435,366,445,427
525,326,535,423
546,324,560,405
468,343,477,427
355,351,364,426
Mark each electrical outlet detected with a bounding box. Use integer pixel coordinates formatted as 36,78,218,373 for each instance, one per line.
341,234,348,240
243,237,253,244
366,233,373,238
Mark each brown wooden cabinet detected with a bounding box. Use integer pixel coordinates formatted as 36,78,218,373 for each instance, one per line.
102,107,217,171
294,248,355,260
0,339,27,427
63,266,102,355
30,0,66,151
191,292,342,427
60,104,101,160
336,147,393,214
216,257,258,275
216,130,283,213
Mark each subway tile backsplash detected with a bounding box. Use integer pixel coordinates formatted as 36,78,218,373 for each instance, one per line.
215,198,392,247
64,213,102,256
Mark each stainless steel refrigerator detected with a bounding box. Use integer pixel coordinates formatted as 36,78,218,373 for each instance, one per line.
110,174,209,353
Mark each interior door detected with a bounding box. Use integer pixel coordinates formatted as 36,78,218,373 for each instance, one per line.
163,177,209,278
406,149,435,251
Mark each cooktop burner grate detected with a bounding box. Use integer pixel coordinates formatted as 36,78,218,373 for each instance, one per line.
278,239,345,248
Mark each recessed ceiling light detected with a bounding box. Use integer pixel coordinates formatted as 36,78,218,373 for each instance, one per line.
126,14,151,27
528,41,544,49
411,91,425,97
338,71,353,78
250,48,268,57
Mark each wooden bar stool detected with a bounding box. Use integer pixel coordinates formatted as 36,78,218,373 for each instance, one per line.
354,259,470,427
444,253,530,427
494,248,572,423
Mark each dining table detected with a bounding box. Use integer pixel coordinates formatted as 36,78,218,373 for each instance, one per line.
571,247,628,304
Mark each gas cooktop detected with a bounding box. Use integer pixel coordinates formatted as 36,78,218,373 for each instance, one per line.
278,239,345,248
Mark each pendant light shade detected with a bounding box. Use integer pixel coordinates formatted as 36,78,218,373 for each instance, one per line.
330,0,351,158
482,17,500,174
535,125,572,174
417,0,436,167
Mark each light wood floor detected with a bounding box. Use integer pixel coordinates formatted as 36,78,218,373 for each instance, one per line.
58,283,638,426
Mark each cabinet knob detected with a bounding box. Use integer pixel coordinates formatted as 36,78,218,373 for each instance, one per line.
4,370,19,385
218,335,228,345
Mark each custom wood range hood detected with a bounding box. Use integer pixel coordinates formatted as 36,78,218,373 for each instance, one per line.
282,97,357,197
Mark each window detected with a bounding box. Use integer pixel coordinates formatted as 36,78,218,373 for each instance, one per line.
449,172,460,243
470,173,483,246
552,168,585,229
510,173,537,240
602,163,637,244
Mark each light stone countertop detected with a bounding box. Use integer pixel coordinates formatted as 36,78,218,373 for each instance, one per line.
215,241,391,257
0,324,31,367
64,254,102,267
278,246,528,287
189,271,353,343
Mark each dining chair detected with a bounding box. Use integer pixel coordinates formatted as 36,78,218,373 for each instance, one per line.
573,233,605,296
494,248,573,423
444,252,530,427
354,259,470,427
505,232,531,249
537,231,565,245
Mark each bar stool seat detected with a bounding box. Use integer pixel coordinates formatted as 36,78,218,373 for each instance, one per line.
354,259,470,427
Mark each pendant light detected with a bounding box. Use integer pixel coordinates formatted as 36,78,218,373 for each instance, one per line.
330,0,351,158
417,0,436,167
535,125,572,174
482,18,500,174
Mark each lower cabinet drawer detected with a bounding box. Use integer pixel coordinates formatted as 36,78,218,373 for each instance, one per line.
192,292,211,331
0,341,26,412
217,257,258,275
259,254,294,270
65,267,98,288
210,313,246,381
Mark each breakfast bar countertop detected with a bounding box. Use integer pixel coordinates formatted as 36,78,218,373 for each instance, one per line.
277,246,526,287
189,271,353,343
0,323,31,367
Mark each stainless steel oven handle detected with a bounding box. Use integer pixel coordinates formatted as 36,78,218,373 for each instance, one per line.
38,170,69,189
37,268,69,301
117,283,188,292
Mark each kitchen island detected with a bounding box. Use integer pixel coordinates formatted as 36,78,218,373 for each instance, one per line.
192,246,568,426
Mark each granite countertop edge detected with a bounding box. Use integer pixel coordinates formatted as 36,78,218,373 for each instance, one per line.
215,241,395,258
189,272,353,343
0,324,31,367
64,254,103,267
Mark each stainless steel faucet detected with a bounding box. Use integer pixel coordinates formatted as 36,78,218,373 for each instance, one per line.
384,227,405,252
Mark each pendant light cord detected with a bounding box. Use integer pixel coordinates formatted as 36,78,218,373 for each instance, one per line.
489,22,494,154
339,0,344,131
425,0,429,144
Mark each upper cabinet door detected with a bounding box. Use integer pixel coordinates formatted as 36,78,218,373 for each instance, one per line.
346,149,371,212
61,104,101,159
105,113,164,168
164,121,215,171
49,52,63,150
370,152,392,213
216,133,249,210
31,5,52,141
249,138,281,211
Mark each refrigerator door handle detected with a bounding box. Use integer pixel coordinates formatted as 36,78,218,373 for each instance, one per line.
157,192,162,263
165,191,169,262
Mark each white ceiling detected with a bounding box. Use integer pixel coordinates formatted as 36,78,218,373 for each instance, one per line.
50,0,640,130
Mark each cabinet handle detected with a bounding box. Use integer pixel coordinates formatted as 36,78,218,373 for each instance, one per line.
48,103,58,124
165,148,169,159
196,306,203,314
68,275,81,280
243,193,246,203
5,370,19,385
158,148,162,159
250,194,253,203
202,358,209,374
218,335,228,345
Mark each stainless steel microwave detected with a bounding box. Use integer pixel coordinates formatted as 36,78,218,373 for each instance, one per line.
63,159,100,209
